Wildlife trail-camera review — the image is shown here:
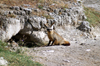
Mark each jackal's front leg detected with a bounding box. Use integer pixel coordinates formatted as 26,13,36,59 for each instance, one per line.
51,39,56,46
47,40,51,46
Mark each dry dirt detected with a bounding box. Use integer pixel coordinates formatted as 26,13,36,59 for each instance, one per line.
25,39,100,66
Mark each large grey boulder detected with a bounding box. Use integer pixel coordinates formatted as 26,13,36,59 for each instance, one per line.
0,17,24,41
77,21,91,33
18,16,48,44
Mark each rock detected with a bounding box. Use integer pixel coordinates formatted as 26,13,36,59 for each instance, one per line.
86,49,91,52
27,16,47,30
0,1,96,46
49,6,86,26
18,31,48,45
31,31,49,44
80,43,86,45
11,41,19,47
34,9,40,12
10,6,20,10
10,15,47,44
0,17,24,41
9,11,14,14
77,21,91,33
63,59,70,63
0,10,9,16
13,11,26,15
90,26,100,40
54,9,59,15
43,50,54,53
23,4,31,7
23,8,32,15
0,13,48,44
77,21,82,25
0,57,8,66
9,41,21,52
79,13,87,20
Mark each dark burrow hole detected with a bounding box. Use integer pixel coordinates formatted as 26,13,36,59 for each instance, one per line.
8,33,43,48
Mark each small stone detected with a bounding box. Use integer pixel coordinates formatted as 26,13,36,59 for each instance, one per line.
46,50,54,52
80,43,85,45
0,57,8,66
43,50,54,53
63,59,70,63
86,49,91,52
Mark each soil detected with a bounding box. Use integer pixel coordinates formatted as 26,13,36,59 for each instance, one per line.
25,39,100,66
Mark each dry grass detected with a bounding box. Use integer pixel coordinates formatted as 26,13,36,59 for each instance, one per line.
0,0,34,6
0,0,77,18
84,7,100,26
7,14,16,18
32,10,53,19
0,0,77,8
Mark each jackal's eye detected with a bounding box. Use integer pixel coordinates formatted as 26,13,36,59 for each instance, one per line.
47,29,52,31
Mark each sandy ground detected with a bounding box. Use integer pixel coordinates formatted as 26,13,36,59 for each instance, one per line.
25,39,100,66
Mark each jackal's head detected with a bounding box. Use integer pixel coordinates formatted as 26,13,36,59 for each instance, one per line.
44,22,55,32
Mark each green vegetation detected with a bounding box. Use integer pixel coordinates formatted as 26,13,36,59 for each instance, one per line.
0,41,42,66
84,7,100,26
38,5,43,9
44,15,54,19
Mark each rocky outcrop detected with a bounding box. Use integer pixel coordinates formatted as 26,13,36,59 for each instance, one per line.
0,17,24,41
77,21,91,33
0,1,94,46
49,6,86,26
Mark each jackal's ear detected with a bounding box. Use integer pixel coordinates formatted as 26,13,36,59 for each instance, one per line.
51,22,55,27
44,23,48,28
50,25,54,29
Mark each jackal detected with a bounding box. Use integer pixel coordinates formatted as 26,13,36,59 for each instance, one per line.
44,23,70,46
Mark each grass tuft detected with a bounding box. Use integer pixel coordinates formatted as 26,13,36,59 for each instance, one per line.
0,41,42,66
84,7,100,26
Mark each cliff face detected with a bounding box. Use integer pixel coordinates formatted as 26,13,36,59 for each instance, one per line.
0,0,99,46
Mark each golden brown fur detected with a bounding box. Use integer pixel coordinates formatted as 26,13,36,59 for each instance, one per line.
44,23,70,46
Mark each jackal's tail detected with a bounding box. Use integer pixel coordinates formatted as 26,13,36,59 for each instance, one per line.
62,41,70,46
